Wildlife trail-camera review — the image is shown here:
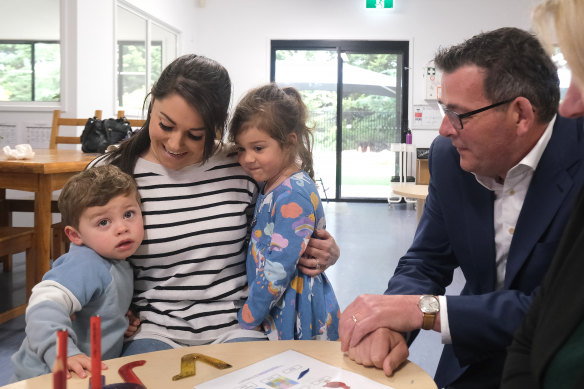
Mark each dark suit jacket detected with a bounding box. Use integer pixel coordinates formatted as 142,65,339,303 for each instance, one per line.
385,115,584,388
502,165,584,389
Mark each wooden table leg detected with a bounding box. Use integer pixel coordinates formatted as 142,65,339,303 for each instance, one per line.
0,188,10,271
0,188,7,226
34,175,51,283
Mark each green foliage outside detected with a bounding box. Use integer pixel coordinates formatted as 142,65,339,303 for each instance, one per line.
0,42,60,101
34,43,60,101
276,50,402,197
277,50,400,153
119,43,162,112
0,40,162,105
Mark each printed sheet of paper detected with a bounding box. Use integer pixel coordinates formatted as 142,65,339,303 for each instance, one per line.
194,349,395,389
412,104,442,129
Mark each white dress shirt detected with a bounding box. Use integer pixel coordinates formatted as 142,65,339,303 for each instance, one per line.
439,115,556,343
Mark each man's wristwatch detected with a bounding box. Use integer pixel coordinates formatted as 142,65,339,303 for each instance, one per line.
418,295,440,330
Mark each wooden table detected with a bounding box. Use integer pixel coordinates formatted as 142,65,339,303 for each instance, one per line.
0,149,97,283
3,340,437,388
391,183,429,223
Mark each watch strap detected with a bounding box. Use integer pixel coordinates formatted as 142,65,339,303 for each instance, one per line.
421,312,435,330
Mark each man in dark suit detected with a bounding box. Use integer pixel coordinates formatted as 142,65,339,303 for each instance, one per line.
339,27,584,389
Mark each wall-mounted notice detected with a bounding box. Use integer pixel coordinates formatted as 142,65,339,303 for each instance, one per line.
412,104,442,130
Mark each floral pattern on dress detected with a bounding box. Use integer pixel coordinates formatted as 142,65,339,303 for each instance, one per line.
238,171,340,340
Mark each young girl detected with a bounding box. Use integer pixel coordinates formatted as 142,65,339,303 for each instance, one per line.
229,83,340,340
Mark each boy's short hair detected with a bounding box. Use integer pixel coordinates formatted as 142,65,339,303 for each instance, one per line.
58,165,140,230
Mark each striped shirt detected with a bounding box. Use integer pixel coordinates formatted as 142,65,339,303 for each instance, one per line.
93,146,259,346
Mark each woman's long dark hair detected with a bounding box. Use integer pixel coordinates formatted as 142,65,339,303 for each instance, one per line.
104,54,232,174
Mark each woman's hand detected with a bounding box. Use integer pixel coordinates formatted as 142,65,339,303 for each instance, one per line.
298,229,340,276
125,310,141,338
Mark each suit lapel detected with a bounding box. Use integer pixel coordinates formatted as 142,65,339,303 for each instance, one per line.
462,174,497,291
504,117,581,287
444,151,497,292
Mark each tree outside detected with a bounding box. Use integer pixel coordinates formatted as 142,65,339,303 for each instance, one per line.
0,42,60,102
276,50,402,199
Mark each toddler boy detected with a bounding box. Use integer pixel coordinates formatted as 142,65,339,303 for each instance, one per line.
11,164,144,381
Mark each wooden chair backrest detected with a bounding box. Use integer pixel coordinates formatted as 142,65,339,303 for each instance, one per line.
116,110,147,129
49,109,102,149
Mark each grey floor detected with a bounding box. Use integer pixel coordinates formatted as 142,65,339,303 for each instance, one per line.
0,201,464,386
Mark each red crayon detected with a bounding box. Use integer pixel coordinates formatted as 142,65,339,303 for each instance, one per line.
52,358,65,389
57,329,67,374
91,316,102,389
53,329,67,389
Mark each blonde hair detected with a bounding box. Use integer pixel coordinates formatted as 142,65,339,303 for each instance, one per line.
533,0,584,91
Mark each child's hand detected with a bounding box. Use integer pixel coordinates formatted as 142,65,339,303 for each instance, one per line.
125,310,141,337
65,353,108,379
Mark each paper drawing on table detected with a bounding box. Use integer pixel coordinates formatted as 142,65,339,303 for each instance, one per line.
194,349,395,389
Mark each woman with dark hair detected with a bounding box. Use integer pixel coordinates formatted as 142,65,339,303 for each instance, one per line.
91,54,339,355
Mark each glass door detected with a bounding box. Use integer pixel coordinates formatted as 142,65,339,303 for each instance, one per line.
272,41,408,201
339,51,403,199
274,49,339,199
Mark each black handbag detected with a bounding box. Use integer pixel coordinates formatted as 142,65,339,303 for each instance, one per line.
80,117,133,153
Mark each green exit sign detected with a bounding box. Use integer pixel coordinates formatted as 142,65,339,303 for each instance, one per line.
366,0,394,8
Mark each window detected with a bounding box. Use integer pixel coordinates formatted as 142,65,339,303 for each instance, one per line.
272,40,409,201
117,40,162,107
116,2,178,117
0,0,60,105
0,41,60,102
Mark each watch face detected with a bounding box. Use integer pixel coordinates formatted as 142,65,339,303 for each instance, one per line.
419,296,440,313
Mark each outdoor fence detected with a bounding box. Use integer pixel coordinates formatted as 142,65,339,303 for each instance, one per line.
310,110,400,152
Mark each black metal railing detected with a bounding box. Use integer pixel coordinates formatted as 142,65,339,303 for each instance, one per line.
310,110,399,152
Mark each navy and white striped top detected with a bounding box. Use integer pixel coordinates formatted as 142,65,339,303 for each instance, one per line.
93,146,259,346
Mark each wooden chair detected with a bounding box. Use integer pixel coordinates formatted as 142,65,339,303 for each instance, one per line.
0,227,35,324
1,109,103,268
50,109,102,149
47,109,104,257
1,109,100,215
116,110,147,129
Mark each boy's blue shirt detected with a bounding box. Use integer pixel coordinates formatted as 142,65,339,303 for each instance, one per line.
10,244,133,381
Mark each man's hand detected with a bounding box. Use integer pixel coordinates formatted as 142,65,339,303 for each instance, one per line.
125,310,140,338
64,353,108,379
340,294,423,351
346,328,409,376
298,229,340,276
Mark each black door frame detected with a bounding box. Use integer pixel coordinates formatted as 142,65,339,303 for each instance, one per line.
271,40,410,202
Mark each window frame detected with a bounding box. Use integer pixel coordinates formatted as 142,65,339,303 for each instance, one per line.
0,0,63,112
271,39,410,201
115,1,180,117
0,39,61,103
116,39,162,107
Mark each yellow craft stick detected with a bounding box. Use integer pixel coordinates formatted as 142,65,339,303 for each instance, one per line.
172,353,232,381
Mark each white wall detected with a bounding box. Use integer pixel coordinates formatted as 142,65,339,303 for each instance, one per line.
0,0,198,123
189,0,538,147
0,0,540,147
1,0,60,40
